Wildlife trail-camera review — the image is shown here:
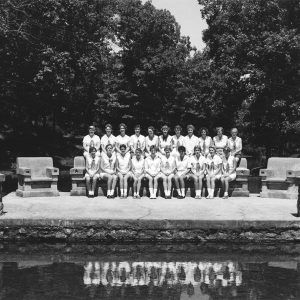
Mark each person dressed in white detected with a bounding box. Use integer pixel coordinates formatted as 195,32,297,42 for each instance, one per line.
160,146,176,199
198,127,213,157
183,125,199,157
145,126,158,157
158,125,172,157
131,148,145,199
130,124,145,155
221,148,237,199
101,124,116,154
145,145,161,199
115,123,130,155
171,125,185,158
85,147,100,196
82,125,101,158
174,146,191,199
99,144,117,198
213,126,228,156
227,128,242,166
116,144,132,198
189,146,206,199
206,146,222,199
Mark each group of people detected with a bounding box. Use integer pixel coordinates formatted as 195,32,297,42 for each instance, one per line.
83,124,242,199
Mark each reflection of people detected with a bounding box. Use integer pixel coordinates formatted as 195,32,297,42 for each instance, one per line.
213,127,228,156
174,146,190,199
221,148,237,199
100,144,117,198
228,128,242,167
116,144,132,198
83,125,101,158
85,147,100,197
206,146,222,199
160,146,175,199
145,145,161,199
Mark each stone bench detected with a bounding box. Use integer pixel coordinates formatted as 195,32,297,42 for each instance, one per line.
70,156,86,196
231,158,250,197
260,157,300,199
16,157,59,197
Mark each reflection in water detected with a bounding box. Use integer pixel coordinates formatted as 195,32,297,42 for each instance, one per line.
0,258,299,299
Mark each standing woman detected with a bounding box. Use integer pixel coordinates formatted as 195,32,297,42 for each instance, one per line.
101,124,116,154
198,127,213,157
213,127,228,157
221,148,237,199
189,146,206,199
99,144,118,198
171,125,185,158
206,146,222,199
116,144,132,198
145,145,161,199
228,128,242,167
183,125,199,157
131,148,145,198
160,146,176,199
145,126,159,157
158,125,172,158
115,123,130,155
130,125,146,155
174,146,191,199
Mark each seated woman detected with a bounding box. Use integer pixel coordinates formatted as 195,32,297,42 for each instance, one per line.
183,125,199,157
85,147,100,197
160,146,176,199
115,123,130,155
130,124,146,155
101,124,116,154
198,127,213,157
174,146,190,199
158,125,172,157
206,146,222,199
189,146,206,199
116,144,132,198
100,144,118,198
213,126,228,156
227,127,242,167
131,148,145,198
144,145,161,199
221,148,237,199
171,125,185,158
145,126,158,157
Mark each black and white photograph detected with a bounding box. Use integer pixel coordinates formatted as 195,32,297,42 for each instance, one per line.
0,0,300,298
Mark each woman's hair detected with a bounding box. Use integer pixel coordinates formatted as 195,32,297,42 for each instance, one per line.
164,145,172,152
135,148,142,153
119,123,127,130
231,127,238,134
105,144,113,150
216,126,223,133
134,124,141,130
194,146,201,152
105,124,113,130
120,144,126,150
187,124,195,131
178,146,186,152
150,145,156,152
223,147,230,154
161,125,170,141
174,125,182,132
148,126,155,133
209,145,216,152
89,147,96,153
200,127,209,136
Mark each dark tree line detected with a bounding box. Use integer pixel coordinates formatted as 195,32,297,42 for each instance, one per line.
0,0,299,166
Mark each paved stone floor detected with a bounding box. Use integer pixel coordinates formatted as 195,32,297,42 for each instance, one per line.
1,192,299,221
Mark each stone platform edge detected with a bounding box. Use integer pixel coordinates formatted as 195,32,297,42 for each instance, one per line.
0,218,300,242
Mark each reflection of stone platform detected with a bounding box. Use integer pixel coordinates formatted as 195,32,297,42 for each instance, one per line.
0,192,299,242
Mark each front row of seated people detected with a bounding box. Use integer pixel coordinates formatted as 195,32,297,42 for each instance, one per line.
85,143,237,199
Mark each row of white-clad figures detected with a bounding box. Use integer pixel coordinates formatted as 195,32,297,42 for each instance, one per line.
83,261,242,287
84,145,237,199
82,125,242,158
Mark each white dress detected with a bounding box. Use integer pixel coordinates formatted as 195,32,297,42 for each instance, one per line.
145,135,159,156
175,155,190,177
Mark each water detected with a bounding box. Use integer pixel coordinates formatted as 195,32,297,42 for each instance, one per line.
0,243,299,299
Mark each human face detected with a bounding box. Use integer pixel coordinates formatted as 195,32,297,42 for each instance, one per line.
179,150,185,158
188,128,193,136
195,148,201,156
91,150,96,158
89,128,95,136
175,128,181,136
106,145,112,155
217,128,223,136
231,129,238,138
165,148,170,157
148,128,154,137
150,147,156,155
201,130,206,137
120,146,126,155
120,126,126,136
136,150,141,159
106,127,112,136
162,128,168,136
209,147,215,156
135,127,140,136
